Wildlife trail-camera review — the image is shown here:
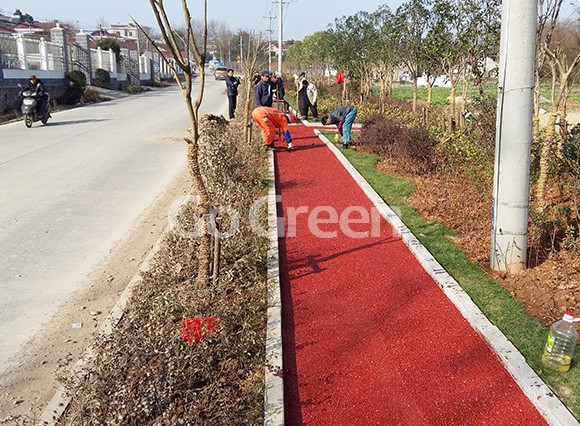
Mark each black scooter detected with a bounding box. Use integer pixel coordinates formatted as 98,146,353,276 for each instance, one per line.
19,84,51,128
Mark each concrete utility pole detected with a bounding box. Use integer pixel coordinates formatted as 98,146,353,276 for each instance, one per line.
264,12,275,71
277,0,283,75
490,0,538,273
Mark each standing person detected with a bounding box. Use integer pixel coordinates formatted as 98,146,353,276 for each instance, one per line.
294,70,306,91
305,79,319,121
272,72,288,113
297,79,311,120
225,69,241,119
252,70,261,86
252,106,293,150
255,71,273,107
272,72,285,101
321,105,358,148
297,79,319,121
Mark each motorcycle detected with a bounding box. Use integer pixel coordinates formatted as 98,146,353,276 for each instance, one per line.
18,84,51,128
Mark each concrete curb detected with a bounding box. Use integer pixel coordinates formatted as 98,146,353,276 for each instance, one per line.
315,129,579,426
264,151,285,425
87,85,132,100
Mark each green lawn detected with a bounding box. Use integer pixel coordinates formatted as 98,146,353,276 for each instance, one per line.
321,130,580,421
389,85,498,106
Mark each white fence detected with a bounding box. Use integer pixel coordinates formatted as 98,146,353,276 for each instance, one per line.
0,34,64,71
0,33,172,82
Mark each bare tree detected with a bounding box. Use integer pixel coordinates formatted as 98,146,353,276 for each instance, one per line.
238,31,266,143
133,0,212,285
207,20,234,62
393,0,432,113
535,0,580,209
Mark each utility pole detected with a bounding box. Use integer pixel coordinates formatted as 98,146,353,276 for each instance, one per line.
490,0,537,273
277,0,283,75
264,12,275,71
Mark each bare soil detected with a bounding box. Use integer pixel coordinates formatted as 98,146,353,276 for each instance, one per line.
377,160,580,327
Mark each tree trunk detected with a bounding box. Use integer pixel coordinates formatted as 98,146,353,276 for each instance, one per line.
380,78,387,114
142,0,214,285
184,133,212,285
450,85,456,128
244,80,254,144
412,78,418,113
535,112,559,210
532,70,541,156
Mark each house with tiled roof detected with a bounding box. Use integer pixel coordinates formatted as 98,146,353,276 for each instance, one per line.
107,23,139,40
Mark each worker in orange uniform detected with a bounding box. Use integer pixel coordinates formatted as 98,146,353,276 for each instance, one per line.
251,106,294,149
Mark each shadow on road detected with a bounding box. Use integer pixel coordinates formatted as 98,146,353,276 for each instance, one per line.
45,118,110,126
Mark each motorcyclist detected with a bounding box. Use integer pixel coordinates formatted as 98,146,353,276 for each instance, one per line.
27,74,48,116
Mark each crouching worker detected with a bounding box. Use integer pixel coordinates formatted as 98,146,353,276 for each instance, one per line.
252,106,294,150
321,105,357,148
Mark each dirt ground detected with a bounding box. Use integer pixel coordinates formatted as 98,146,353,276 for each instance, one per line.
390,165,580,327
0,166,191,424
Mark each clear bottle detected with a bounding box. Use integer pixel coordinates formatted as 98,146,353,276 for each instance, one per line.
542,312,578,372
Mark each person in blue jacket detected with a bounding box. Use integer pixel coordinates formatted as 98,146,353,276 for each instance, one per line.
225,69,241,119
321,105,357,148
255,71,273,107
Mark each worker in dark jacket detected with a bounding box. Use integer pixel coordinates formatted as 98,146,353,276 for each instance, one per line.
272,72,285,100
225,69,241,119
321,105,357,148
27,74,48,115
255,71,273,107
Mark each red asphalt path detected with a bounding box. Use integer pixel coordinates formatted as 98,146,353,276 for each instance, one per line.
274,124,548,425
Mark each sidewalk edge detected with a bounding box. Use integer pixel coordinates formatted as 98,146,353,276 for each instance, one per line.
39,226,166,425
264,151,285,425
315,129,579,426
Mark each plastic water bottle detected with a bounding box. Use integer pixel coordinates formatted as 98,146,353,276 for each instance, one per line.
542,312,578,372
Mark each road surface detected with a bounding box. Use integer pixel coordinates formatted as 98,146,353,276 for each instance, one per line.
0,76,227,381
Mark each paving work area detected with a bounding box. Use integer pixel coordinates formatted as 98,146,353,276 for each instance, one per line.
265,120,579,425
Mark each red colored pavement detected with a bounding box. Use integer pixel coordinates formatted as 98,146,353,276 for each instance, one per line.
274,124,548,425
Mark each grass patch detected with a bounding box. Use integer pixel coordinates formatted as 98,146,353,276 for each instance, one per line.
391,86,451,105
389,85,497,106
321,130,580,420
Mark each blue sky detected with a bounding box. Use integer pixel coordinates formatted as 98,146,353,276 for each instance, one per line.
2,1,578,41
0,0,406,40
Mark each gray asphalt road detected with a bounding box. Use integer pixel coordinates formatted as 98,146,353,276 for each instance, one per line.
0,77,228,374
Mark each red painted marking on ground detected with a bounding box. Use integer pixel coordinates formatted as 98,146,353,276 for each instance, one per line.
274,127,548,425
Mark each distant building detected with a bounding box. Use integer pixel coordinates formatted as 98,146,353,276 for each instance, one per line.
107,23,138,40
0,9,71,40
9,9,34,24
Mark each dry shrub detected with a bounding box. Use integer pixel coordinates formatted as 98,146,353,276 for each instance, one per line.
198,114,266,207
125,85,150,94
58,122,270,425
81,88,106,104
360,113,437,174
198,114,270,261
